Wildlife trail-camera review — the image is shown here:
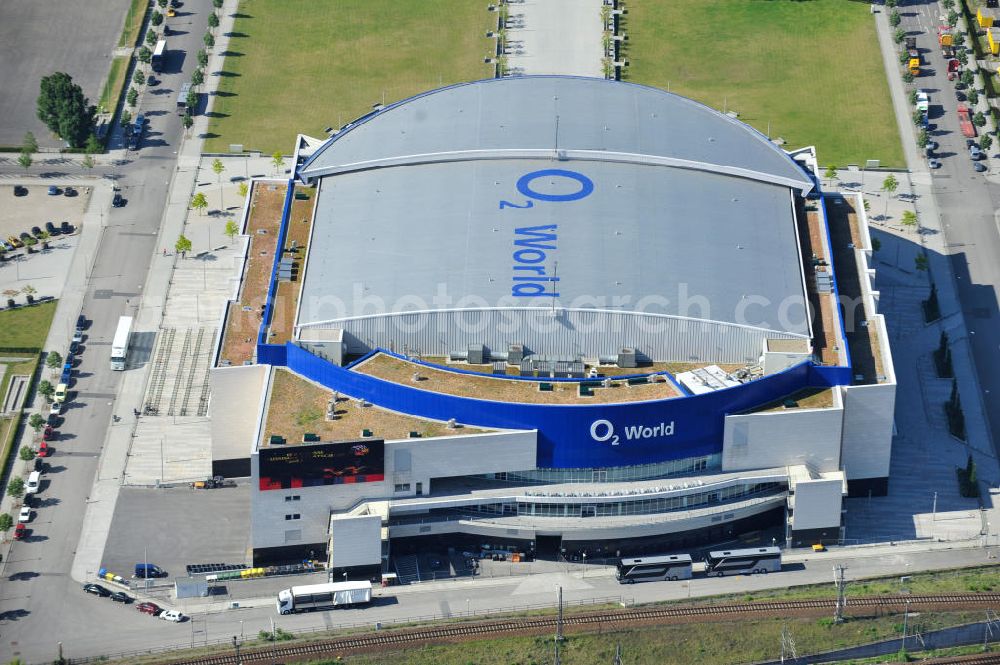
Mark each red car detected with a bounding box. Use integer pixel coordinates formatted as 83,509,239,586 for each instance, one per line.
42,426,54,441
37,442,50,457
136,602,161,616
14,523,27,540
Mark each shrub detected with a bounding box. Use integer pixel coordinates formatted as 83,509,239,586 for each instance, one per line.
7,477,25,498
151,11,163,26
889,10,901,27
973,111,987,127
19,446,36,462
902,71,914,84
45,351,62,369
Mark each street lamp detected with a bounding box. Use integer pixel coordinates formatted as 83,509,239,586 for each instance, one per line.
232,635,241,665
466,598,470,616
581,552,587,577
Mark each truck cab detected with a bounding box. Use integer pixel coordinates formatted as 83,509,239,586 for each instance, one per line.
277,589,294,614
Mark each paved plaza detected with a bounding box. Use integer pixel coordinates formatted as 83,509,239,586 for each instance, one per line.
503,0,605,77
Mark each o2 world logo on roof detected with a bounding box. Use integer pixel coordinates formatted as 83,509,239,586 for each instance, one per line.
590,419,676,446
500,169,594,299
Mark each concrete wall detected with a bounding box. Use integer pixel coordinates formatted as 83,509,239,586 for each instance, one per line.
251,430,537,551
791,478,843,531
329,514,382,567
840,380,895,482
721,401,843,473
210,365,269,465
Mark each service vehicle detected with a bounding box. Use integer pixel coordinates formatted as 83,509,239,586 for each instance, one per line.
110,316,133,370
616,554,693,583
276,580,373,614
704,546,782,577
151,40,166,73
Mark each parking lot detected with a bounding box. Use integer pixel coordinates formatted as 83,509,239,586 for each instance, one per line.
0,184,88,301
0,0,132,147
101,484,251,582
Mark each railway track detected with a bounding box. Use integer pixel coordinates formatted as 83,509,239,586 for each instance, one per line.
168,593,1000,665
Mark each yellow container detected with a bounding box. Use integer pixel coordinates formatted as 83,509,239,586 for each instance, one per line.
240,569,251,578
990,28,1000,55
979,7,995,28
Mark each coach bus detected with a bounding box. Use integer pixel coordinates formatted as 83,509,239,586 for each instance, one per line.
151,39,167,73
616,554,693,584
276,580,372,614
110,316,133,371
704,546,781,577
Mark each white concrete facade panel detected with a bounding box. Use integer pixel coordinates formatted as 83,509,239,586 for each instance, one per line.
721,404,843,474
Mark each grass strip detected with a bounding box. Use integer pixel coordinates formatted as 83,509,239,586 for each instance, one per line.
98,56,131,115
118,0,149,48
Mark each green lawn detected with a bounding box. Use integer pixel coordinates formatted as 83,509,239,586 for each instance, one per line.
204,0,495,154
625,0,903,168
0,300,57,349
98,56,130,114
118,0,148,48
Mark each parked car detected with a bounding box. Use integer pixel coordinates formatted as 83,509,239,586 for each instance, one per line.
60,221,73,234
25,471,41,494
82,583,111,597
7,235,22,248
76,314,87,329
970,145,984,160
63,186,77,197
18,506,31,523
13,185,28,197
974,161,988,172
136,601,162,616
14,523,26,540
47,186,61,196
112,193,126,208
42,425,54,440
31,226,43,238
69,341,80,355
45,221,60,236
135,563,167,578
72,328,83,344
159,610,185,622
19,232,32,244
925,141,939,152
33,456,45,472
110,591,132,603
147,75,158,86
0,240,11,250
49,400,64,416
928,158,942,169
54,383,68,403
38,442,49,457
134,114,147,132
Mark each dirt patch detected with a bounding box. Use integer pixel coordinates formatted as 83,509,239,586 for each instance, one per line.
218,183,286,366
267,187,315,345
264,368,488,445
354,354,681,405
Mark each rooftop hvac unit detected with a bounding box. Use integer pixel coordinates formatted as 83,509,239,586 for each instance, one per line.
508,344,524,365
617,347,637,368
468,344,486,365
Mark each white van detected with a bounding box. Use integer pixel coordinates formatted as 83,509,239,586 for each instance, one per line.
26,471,41,494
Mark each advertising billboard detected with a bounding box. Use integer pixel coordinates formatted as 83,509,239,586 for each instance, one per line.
259,440,384,491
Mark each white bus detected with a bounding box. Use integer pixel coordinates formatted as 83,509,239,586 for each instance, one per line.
616,554,692,584
151,39,167,72
276,580,372,614
704,546,781,577
110,316,133,370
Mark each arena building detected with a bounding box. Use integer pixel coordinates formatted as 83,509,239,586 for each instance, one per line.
209,76,896,574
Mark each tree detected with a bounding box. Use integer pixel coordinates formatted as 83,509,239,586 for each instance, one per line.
907,89,918,106
889,10,901,27
151,11,163,26
85,134,101,155
175,234,192,257
912,109,925,127
238,181,249,198
953,31,965,48
902,71,914,84
21,285,36,302
191,68,204,87
46,351,63,369
191,191,208,215
127,87,138,108
81,153,95,172
967,89,979,106
186,89,198,111
272,151,285,174
917,128,928,149
981,133,993,152
36,72,96,148
885,0,897,7
19,446,36,462
17,151,32,172
213,0,223,9
957,49,969,66
212,158,225,209
901,210,918,229
157,0,167,7
120,109,132,127
948,9,960,26
138,46,152,67
7,477,24,499
0,513,12,534
134,69,146,86
824,164,838,187
208,12,219,30
38,380,54,402
204,32,215,49
22,131,38,154
146,30,158,46
973,111,987,127
37,230,50,248
182,113,194,132
225,219,239,242
894,27,906,44
882,174,899,198
197,49,209,68
961,69,974,88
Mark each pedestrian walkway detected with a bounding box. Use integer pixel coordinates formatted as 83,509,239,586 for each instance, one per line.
503,0,605,77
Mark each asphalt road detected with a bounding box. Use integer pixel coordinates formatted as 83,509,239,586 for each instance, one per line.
900,2,1000,450
0,3,212,662
0,0,132,148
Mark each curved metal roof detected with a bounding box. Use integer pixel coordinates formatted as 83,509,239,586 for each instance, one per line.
299,76,813,192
